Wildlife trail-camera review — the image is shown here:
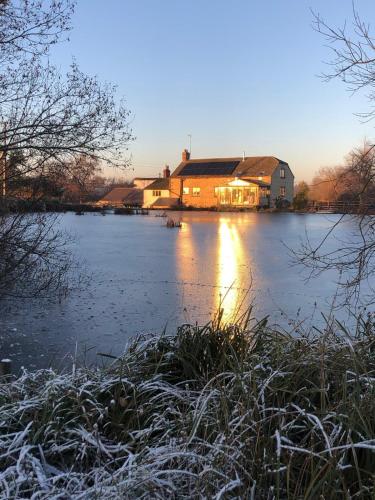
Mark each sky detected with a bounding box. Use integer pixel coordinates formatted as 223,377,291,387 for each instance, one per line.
50,0,375,182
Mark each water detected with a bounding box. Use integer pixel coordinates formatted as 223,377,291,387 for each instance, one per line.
0,211,361,370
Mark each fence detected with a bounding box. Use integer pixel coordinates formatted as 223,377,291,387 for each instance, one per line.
308,200,375,213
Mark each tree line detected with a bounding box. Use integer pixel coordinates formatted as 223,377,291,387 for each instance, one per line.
294,142,375,210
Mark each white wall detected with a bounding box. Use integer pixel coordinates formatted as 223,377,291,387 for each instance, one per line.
143,188,170,208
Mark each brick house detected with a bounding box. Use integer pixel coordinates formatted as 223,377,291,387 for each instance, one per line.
168,150,294,209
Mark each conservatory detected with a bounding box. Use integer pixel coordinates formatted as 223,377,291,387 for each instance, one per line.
215,178,270,207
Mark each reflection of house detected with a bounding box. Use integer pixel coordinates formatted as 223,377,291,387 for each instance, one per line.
169,150,294,208
97,187,143,207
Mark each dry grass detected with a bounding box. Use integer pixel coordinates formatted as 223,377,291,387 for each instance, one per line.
1,313,375,498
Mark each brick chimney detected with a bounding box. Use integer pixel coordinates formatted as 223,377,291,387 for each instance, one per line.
163,165,170,178
182,148,190,161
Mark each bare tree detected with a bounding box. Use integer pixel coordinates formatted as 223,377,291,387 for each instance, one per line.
0,212,76,299
0,0,134,298
0,0,74,60
312,4,375,121
291,6,375,305
309,167,344,202
294,142,375,306
0,59,133,188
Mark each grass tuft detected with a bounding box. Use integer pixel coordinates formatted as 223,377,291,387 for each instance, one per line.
1,313,375,498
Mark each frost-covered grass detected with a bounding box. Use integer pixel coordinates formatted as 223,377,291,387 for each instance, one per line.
1,314,375,498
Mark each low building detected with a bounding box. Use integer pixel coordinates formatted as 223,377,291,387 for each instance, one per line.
142,165,180,209
143,176,176,209
97,187,143,207
169,150,294,209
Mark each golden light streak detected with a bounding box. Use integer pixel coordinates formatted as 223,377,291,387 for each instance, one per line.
215,218,245,322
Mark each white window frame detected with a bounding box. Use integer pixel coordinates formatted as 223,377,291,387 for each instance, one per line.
280,168,285,179
183,186,189,195
192,187,201,197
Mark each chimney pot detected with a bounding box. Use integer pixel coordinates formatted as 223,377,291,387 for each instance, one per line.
163,165,170,178
182,149,190,161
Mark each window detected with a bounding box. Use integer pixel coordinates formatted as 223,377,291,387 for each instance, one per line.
280,186,286,196
183,187,189,195
192,187,200,196
219,187,231,205
243,188,255,205
232,188,243,205
280,168,285,179
152,190,161,197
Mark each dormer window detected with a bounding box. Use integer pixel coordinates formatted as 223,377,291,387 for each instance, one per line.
280,167,285,179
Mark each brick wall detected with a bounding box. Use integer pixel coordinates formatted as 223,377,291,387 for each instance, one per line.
170,176,272,208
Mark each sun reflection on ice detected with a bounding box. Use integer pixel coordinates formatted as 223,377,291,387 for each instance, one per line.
216,218,246,323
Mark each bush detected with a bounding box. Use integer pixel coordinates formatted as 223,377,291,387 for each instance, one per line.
293,191,309,209
275,196,291,210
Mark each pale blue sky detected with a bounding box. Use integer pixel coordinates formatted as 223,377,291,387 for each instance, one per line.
50,0,375,182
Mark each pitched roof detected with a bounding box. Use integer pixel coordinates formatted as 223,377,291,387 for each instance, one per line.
133,177,158,181
122,189,144,206
179,160,239,176
150,197,179,208
144,178,170,190
171,156,288,178
240,179,271,187
100,187,143,205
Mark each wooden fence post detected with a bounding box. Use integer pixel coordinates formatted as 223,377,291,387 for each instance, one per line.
0,359,12,380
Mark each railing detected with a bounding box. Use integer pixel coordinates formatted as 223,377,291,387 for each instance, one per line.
308,200,375,213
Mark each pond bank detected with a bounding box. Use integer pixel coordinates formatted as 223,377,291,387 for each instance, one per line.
1,314,375,498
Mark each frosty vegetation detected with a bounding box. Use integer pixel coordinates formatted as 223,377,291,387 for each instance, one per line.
1,314,375,498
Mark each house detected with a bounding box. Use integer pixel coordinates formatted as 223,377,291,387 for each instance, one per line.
169,150,294,209
97,187,143,207
142,165,179,209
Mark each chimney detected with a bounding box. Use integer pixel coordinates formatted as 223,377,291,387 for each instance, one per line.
163,164,170,178
182,148,190,161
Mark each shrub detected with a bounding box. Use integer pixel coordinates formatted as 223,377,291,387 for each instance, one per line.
275,196,291,210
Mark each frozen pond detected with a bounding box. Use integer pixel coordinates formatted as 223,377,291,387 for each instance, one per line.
0,211,360,370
